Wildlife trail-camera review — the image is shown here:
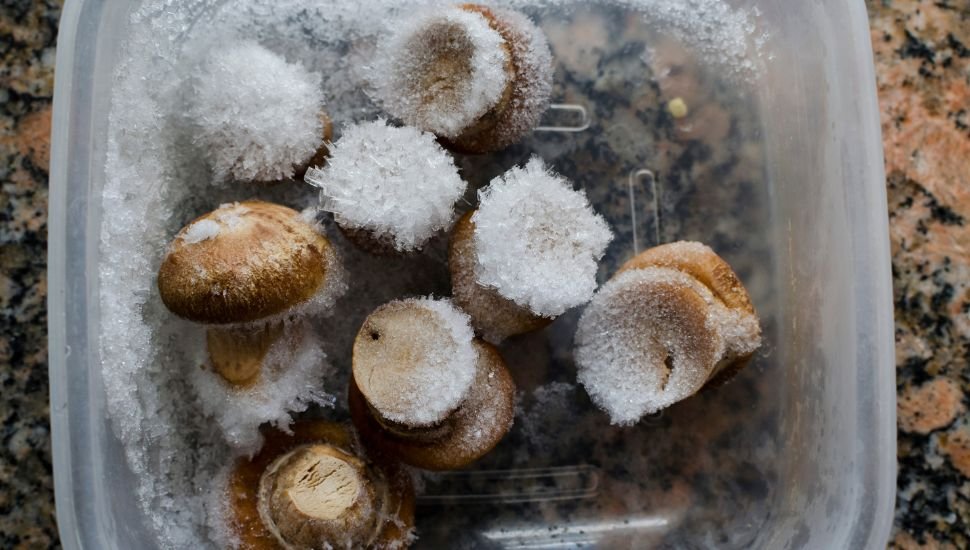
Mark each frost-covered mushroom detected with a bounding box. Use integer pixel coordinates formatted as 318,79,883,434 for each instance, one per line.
371,4,552,153
157,201,344,387
449,157,613,343
574,242,762,426
348,297,515,470
227,421,415,549
188,41,332,184
304,120,467,254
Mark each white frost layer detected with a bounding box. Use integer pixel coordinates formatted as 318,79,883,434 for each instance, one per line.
187,40,325,183
363,297,478,426
371,7,510,138
190,323,336,453
575,267,761,425
471,157,613,318
306,120,466,252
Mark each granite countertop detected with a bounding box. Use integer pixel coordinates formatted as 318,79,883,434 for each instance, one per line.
0,0,966,548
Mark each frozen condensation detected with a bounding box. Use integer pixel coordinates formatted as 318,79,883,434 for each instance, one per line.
97,0,765,546
305,120,466,252
190,323,337,453
370,7,510,138
187,40,325,183
359,297,478,427
575,267,761,425
471,157,613,318
180,218,220,244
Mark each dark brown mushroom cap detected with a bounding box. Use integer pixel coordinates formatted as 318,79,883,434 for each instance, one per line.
157,201,334,324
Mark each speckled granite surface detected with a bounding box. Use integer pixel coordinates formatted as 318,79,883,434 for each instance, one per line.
0,0,966,548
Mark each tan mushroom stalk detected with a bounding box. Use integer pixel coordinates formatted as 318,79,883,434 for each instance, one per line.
157,200,341,387
228,421,415,549
348,298,515,470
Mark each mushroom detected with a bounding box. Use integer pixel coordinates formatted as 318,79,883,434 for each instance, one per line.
370,4,553,153
157,200,343,386
304,120,467,255
574,241,762,425
188,41,333,184
227,420,415,549
449,157,613,343
347,298,515,470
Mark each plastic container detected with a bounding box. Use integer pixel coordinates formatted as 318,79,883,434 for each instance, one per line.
49,0,896,548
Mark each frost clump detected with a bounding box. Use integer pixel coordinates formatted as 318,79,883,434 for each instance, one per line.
471,157,613,317
305,119,466,252
370,7,509,138
187,41,325,183
190,324,337,454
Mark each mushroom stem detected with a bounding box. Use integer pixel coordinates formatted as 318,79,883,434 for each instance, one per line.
206,323,284,387
258,444,379,548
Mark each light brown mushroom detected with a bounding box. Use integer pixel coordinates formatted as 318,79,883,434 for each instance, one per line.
228,421,414,550
157,200,341,386
348,298,515,470
574,241,762,425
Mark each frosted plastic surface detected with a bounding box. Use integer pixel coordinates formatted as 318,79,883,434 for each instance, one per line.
48,0,895,549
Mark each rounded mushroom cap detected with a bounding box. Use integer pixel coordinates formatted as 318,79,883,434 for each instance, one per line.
157,201,337,324
352,297,477,427
350,340,516,470
618,241,755,314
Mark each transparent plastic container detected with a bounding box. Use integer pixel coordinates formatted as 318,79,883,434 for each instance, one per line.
49,0,895,548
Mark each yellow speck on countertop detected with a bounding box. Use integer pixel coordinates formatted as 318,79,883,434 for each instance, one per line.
667,97,688,119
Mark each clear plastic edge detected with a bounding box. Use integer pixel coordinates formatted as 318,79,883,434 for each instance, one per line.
49,0,85,548
846,0,897,548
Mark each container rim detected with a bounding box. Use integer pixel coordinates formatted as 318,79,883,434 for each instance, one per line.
46,0,897,548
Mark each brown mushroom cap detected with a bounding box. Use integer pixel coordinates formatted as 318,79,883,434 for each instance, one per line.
158,201,335,325
618,241,754,315
227,421,415,550
350,340,516,470
449,211,552,343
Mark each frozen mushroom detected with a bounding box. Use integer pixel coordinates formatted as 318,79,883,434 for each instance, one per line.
188,41,332,184
227,421,415,549
575,242,762,425
305,120,467,254
348,298,515,470
449,157,613,343
371,4,553,153
157,201,344,387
